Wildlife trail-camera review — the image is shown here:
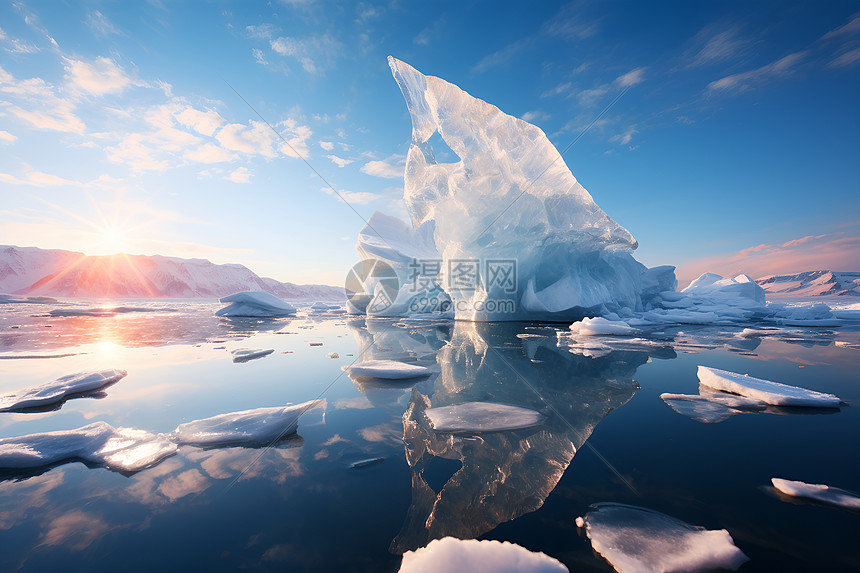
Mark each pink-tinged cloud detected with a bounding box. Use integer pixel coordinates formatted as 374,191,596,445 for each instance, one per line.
676,233,860,285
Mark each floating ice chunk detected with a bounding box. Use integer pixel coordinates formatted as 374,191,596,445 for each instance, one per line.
569,317,638,336
0,369,127,412
399,537,568,573
0,422,177,472
342,360,431,379
771,478,860,509
231,348,274,363
215,291,296,317
660,392,767,423
171,400,321,446
425,402,544,433
310,301,339,310
580,503,749,573
697,366,841,407
682,273,765,305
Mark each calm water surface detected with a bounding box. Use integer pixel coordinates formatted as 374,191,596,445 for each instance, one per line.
0,300,858,572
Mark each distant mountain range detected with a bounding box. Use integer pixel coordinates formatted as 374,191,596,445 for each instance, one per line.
0,245,345,300
756,271,860,297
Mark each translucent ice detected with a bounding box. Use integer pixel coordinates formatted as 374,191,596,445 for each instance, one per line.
215,291,297,317
0,369,127,411
0,422,177,473
424,402,544,433
342,360,432,380
771,478,860,509
170,400,321,446
660,392,767,423
231,348,274,363
399,537,568,573
569,317,638,336
697,366,841,407
580,503,749,573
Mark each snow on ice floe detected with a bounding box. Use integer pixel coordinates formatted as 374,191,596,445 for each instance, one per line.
660,391,767,424
215,291,296,317
398,537,568,573
569,317,638,336
0,422,177,473
425,402,544,433
0,369,127,412
342,360,431,380
579,503,749,573
697,366,841,408
231,348,274,363
170,400,322,446
771,478,860,510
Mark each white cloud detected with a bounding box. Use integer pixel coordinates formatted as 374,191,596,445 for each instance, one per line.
185,143,236,164
175,106,224,137
0,130,17,144
327,154,352,167
227,167,252,183
0,65,85,133
64,56,136,96
319,140,334,151
614,67,646,88
322,187,379,205
360,154,406,179
708,51,807,93
611,125,638,145
520,110,549,123
252,48,267,65
106,133,171,172
829,47,860,68
0,26,39,54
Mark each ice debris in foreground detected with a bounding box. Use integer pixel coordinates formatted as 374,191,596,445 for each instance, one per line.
771,478,860,510
231,348,274,363
579,503,749,573
697,366,841,408
170,400,322,446
425,402,544,433
0,369,127,412
398,537,568,573
342,360,431,380
215,291,296,317
0,422,177,472
660,391,767,424
569,317,638,336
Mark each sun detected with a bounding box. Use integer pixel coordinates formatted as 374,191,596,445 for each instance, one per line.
98,225,128,255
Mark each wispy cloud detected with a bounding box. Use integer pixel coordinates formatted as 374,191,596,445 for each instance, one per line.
614,67,646,87
471,37,532,74
682,24,750,68
829,46,860,67
520,110,550,123
326,154,352,167
227,166,252,183
0,130,17,144
611,124,638,145
707,51,807,93
247,24,341,75
360,154,405,179
86,10,121,37
321,187,378,205
64,56,140,96
0,25,39,54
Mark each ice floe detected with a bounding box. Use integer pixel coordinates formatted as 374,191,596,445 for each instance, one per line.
0,422,177,473
231,348,274,363
697,366,841,407
170,400,321,446
342,360,431,379
398,537,568,573
771,478,860,510
569,317,638,336
579,503,749,573
424,402,544,433
215,291,297,317
0,369,127,412
660,391,767,423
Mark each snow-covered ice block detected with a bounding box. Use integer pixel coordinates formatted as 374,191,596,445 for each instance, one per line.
569,317,638,336
0,369,127,411
682,273,765,305
0,422,177,472
215,291,296,317
171,400,321,446
342,360,431,379
580,503,749,573
771,478,860,509
425,402,544,433
660,392,767,424
697,366,841,407
231,348,274,363
398,537,568,573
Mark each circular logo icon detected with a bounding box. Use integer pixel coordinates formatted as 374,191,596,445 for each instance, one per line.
344,259,400,313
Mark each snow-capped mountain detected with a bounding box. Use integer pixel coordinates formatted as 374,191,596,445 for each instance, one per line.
0,245,345,300
756,271,860,297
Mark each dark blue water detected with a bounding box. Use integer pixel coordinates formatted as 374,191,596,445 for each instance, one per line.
0,301,858,572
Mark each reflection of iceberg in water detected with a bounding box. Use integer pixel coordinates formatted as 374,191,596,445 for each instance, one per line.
388,322,657,554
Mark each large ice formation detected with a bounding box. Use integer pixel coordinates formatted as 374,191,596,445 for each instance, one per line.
0,369,127,412
697,366,841,407
771,478,860,509
579,503,749,573
215,291,297,317
398,537,568,573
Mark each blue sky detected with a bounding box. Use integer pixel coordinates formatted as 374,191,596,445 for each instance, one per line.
1,1,858,285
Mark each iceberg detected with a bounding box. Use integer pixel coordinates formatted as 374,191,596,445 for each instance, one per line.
215,291,296,317
424,402,545,433
681,273,765,305
342,360,432,380
771,478,860,510
231,348,274,363
579,503,749,573
398,537,568,573
568,317,638,336
170,400,321,446
0,422,177,473
697,366,841,407
0,369,127,412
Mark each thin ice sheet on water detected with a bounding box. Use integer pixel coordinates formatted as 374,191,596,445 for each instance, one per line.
771,478,860,510
398,537,568,573
660,392,767,424
342,360,431,380
215,291,296,317
580,503,749,573
425,402,544,433
170,400,322,446
231,348,274,363
0,421,177,472
0,369,127,411
697,366,841,407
